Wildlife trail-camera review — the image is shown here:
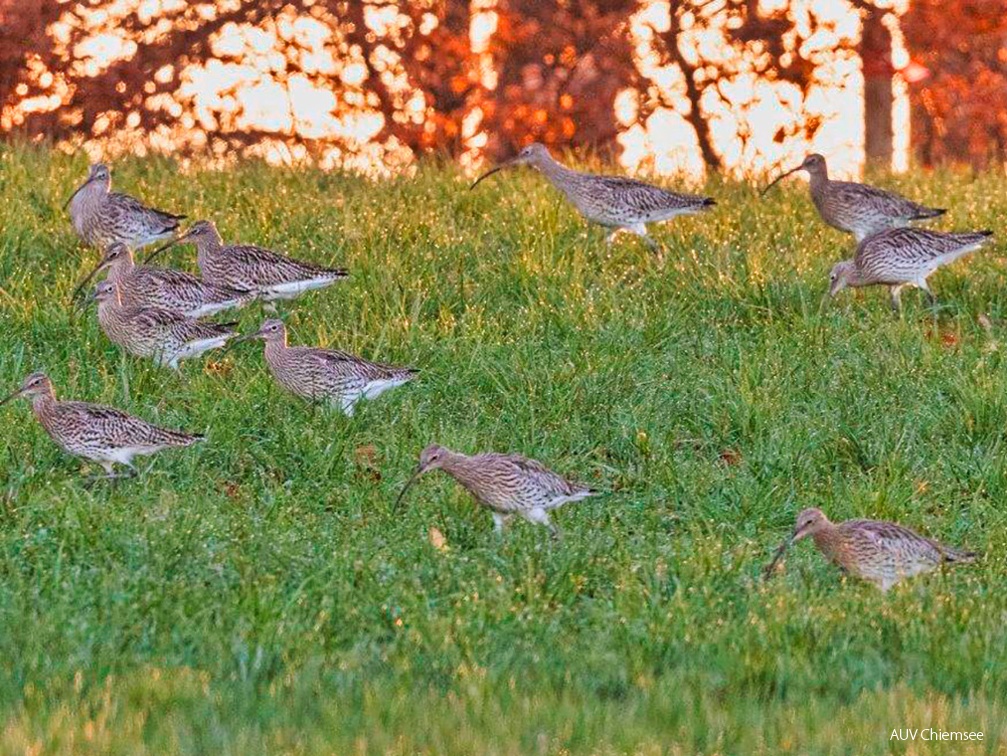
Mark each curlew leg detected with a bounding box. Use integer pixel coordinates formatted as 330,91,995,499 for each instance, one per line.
628,223,661,255
605,229,622,246
262,301,279,315
888,285,905,314
917,278,937,307
339,395,358,417
83,461,117,487
491,512,511,535
524,507,560,540
85,461,136,486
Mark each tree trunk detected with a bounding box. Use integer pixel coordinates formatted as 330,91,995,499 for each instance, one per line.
860,7,893,168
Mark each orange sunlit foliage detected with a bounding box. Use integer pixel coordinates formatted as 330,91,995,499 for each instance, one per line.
904,0,1007,168
0,1,997,176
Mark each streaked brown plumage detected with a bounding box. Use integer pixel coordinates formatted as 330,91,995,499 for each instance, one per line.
65,164,185,250
71,243,254,318
828,227,993,311
763,154,945,241
764,507,975,592
144,220,348,302
395,444,597,536
0,372,202,478
471,143,714,251
240,319,416,415
92,281,239,370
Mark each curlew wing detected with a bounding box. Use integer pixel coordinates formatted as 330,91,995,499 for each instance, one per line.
123,305,189,329
492,453,594,499
312,348,416,384
121,305,236,341
594,175,715,220
224,244,348,286
830,181,944,221
855,228,992,279
172,318,238,342
108,192,185,229
844,519,945,566
138,266,252,302
54,401,199,447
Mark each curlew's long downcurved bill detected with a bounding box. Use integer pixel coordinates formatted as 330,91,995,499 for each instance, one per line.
62,177,93,211
760,165,804,197
818,290,833,313
0,386,24,407
762,533,795,580
233,324,269,344
393,467,424,512
469,160,516,191
69,255,114,304
142,228,192,265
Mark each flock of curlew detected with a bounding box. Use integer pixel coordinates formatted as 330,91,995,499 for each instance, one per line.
3,146,992,592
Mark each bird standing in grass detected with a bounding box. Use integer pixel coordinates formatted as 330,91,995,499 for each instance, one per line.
92,281,239,370
764,507,976,592
71,243,254,318
144,220,348,305
239,319,416,416
827,227,993,311
395,444,597,537
65,163,185,250
762,153,945,241
470,143,715,252
0,372,202,480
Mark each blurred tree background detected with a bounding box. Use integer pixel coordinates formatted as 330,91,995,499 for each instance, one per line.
0,0,1002,175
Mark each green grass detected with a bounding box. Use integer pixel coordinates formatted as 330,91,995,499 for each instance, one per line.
1,142,1007,754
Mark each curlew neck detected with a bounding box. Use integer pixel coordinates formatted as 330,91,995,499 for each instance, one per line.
531,151,577,184
262,332,289,362
96,289,125,327
840,259,868,288
194,231,225,271
806,162,830,196
69,177,109,221
810,519,841,558
107,252,136,283
30,387,58,422
438,450,483,488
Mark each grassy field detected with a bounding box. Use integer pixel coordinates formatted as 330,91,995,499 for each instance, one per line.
1,143,1007,754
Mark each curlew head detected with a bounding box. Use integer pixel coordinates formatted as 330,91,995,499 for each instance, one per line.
827,259,856,298
91,280,121,306
470,143,552,190
800,153,827,176
70,243,132,305
791,507,829,542
88,163,111,184
394,444,451,511
237,318,287,345
0,371,54,407
761,153,828,196
763,507,830,580
63,163,111,210
143,219,220,264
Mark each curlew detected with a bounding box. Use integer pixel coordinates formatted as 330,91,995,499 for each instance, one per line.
91,281,239,369
470,143,715,252
239,319,416,415
0,372,202,479
395,444,597,537
762,154,945,241
71,243,254,318
144,220,348,304
65,163,185,250
827,227,993,311
764,507,975,592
